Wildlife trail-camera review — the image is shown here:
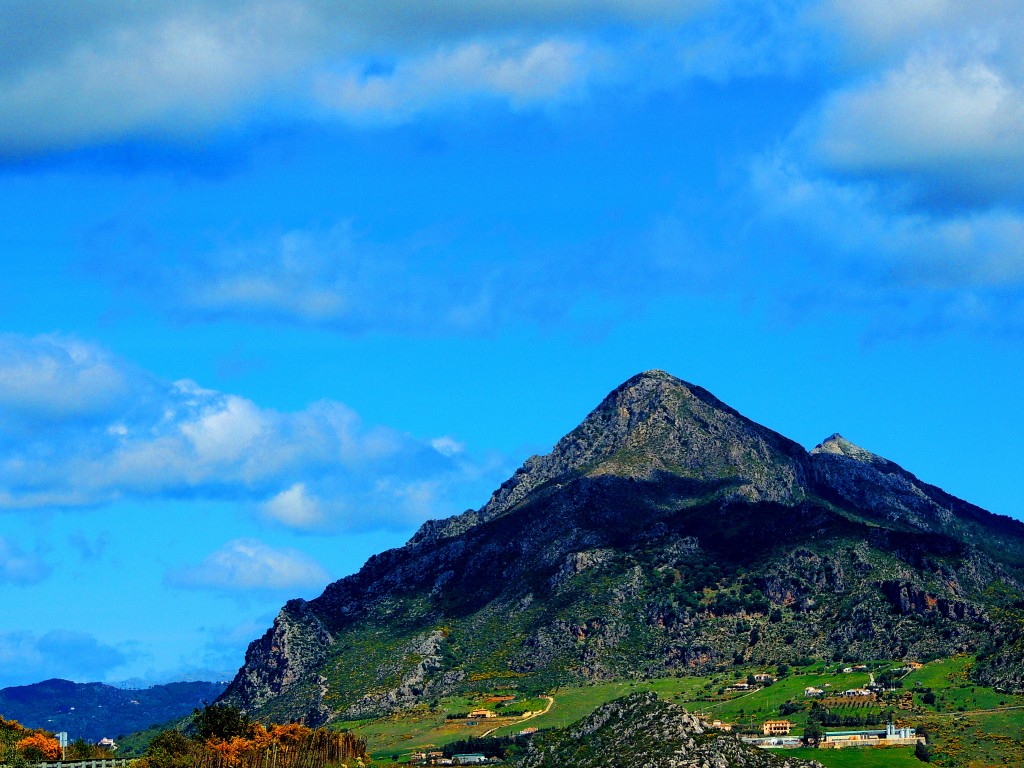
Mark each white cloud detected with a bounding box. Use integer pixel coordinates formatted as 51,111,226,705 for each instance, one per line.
0,2,322,153
0,0,708,154
167,538,330,591
0,334,131,423
430,436,465,458
0,335,504,530
804,53,1024,199
260,483,328,529
793,0,1024,207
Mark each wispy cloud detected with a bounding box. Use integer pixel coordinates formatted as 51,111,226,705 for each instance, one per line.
0,334,504,530
749,154,1024,288
0,537,50,585
739,153,1024,336
91,216,721,336
166,539,329,592
313,38,595,123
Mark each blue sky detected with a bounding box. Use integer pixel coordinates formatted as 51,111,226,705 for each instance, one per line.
1,0,1024,688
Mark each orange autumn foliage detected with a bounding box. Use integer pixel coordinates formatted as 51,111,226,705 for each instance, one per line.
17,732,61,760
267,723,311,746
195,723,364,768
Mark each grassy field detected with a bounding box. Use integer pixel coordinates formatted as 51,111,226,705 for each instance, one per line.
334,657,1024,766
903,656,972,689
787,746,921,767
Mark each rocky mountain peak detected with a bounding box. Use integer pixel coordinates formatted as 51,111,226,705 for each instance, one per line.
410,370,813,546
811,433,882,465
457,371,812,531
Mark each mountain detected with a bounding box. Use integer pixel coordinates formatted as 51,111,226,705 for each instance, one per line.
518,692,820,768
220,370,1024,723
0,679,227,742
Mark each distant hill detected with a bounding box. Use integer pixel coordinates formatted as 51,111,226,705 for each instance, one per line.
0,679,227,742
219,370,1024,723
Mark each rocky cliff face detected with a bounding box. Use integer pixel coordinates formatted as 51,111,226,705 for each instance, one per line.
224,599,334,723
220,371,1024,721
519,692,821,768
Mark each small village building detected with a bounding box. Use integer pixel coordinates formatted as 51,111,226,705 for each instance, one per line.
519,727,538,736
752,673,775,683
761,720,793,736
452,754,488,765
741,736,800,749
710,720,733,731
468,709,497,719
841,688,872,697
97,738,117,751
820,724,920,749
803,687,824,696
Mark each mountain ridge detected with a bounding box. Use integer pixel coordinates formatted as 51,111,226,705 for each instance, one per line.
0,678,227,742
219,371,1024,724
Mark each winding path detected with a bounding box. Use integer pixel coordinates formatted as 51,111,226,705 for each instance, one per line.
481,695,554,737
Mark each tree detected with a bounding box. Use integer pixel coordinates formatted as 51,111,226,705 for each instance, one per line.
149,730,192,756
143,729,196,768
194,704,251,741
17,733,61,761
67,738,96,760
801,723,823,747
915,741,932,762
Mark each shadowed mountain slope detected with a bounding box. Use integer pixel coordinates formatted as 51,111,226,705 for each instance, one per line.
220,371,1024,723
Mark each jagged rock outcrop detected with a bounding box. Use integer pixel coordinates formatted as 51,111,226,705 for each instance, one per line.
519,692,821,768
220,371,1024,720
222,599,334,724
